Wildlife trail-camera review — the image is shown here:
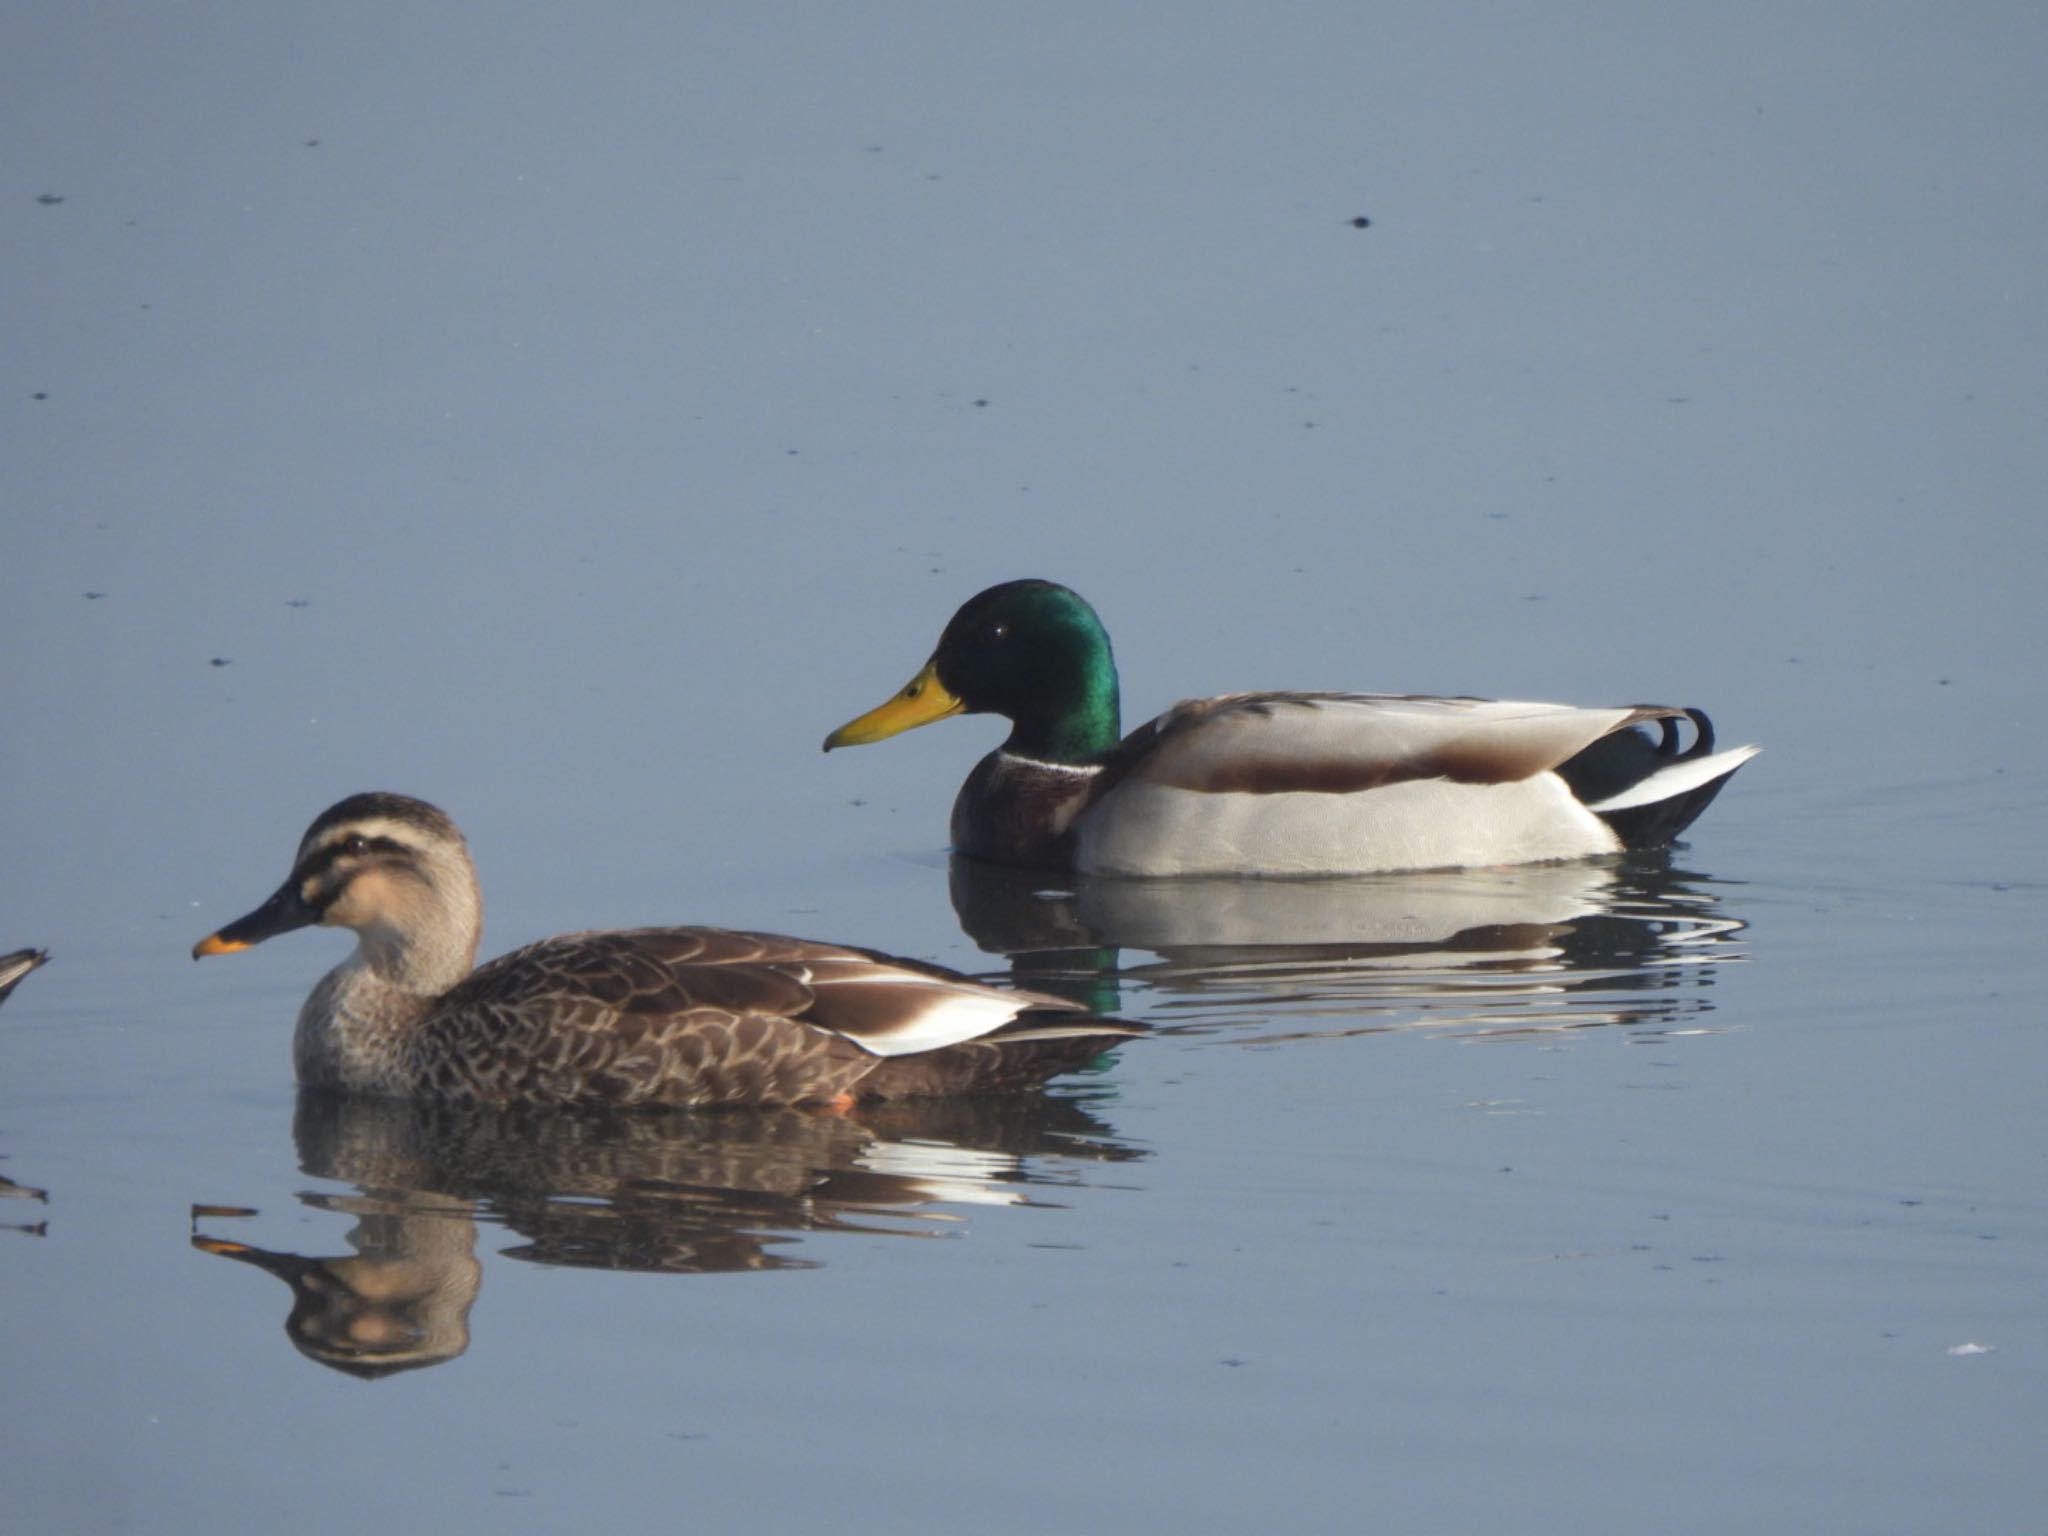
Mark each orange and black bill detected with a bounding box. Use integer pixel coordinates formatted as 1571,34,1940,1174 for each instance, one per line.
192,878,316,959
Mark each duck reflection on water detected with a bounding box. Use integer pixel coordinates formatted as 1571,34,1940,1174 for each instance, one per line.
947,851,1748,1039
192,1086,1144,1378
1,1171,48,1235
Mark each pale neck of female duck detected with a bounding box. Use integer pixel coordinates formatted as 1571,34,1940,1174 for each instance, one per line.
1001,658,1121,766
294,857,484,1088
352,887,483,997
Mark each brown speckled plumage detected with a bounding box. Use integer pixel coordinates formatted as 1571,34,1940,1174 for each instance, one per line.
194,794,1140,1107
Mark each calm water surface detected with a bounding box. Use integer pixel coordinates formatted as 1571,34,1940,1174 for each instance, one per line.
6,4,2046,1533
6,803,2042,1532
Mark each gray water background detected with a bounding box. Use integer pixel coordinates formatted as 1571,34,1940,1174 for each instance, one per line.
4,5,2045,1531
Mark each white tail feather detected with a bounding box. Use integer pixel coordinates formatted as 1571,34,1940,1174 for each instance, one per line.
1587,746,1761,814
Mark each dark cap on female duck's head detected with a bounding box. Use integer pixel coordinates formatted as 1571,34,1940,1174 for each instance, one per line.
192,791,471,960
297,793,462,854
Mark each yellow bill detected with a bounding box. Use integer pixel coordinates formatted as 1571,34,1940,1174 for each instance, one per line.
823,659,965,749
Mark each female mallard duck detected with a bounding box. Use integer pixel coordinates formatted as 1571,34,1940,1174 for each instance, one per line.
824,580,1759,877
191,793,1139,1106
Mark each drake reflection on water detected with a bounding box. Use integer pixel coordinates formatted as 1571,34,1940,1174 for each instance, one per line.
948,851,1748,1041
191,1087,1144,1378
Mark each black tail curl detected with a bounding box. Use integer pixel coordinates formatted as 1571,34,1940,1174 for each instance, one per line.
1557,709,1731,851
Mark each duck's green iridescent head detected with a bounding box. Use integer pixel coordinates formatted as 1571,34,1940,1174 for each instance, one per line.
823,579,1122,764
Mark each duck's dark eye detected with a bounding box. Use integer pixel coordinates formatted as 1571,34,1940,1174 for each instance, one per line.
987,621,1009,642
340,833,369,857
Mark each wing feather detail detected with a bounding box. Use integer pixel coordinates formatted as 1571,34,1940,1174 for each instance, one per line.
1115,693,1680,795
424,927,1125,1101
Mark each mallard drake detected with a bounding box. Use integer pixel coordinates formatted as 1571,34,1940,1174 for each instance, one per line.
0,949,49,1008
824,580,1759,876
191,793,1140,1106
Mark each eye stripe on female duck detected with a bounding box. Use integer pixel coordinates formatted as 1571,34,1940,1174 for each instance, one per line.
192,792,1140,1106
824,579,1760,876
